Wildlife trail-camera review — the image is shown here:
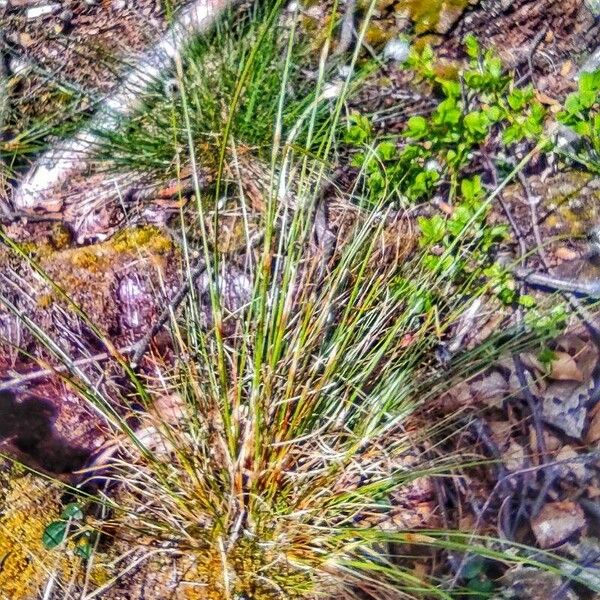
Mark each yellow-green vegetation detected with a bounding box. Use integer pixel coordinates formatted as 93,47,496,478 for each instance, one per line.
0,471,79,599
402,0,471,34
4,3,600,599
111,226,174,255
358,0,471,46
40,225,174,298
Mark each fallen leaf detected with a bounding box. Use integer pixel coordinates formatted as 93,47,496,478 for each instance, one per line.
535,91,560,107
554,246,580,261
531,501,586,548
470,370,509,408
555,333,598,381
586,401,600,444
561,60,573,77
548,351,583,382
503,440,526,472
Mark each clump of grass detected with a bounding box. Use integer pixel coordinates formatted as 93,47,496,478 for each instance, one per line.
75,177,578,599
94,1,344,178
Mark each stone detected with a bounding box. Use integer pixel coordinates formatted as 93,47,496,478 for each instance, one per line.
531,501,586,548
383,37,411,62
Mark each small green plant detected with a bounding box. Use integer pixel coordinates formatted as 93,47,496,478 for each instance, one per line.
343,36,554,307
557,69,600,164
461,556,495,598
42,502,94,560
346,35,546,207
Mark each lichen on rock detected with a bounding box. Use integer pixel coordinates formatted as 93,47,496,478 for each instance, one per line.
0,470,78,599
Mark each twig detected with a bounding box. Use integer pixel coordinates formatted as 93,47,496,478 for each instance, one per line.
482,151,528,259
0,32,11,219
512,267,600,297
335,0,357,56
514,24,549,87
517,169,600,339
0,344,137,392
129,260,207,367
13,0,241,212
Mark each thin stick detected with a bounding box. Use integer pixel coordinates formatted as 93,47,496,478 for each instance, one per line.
0,344,137,392
130,260,208,367
517,171,600,340
335,0,357,56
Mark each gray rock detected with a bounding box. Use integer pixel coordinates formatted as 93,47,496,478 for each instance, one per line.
585,0,600,17
383,38,410,63
579,46,600,76
25,3,61,20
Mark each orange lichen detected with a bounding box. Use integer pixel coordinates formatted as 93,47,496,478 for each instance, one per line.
70,248,100,270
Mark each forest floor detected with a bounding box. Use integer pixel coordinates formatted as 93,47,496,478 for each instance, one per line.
1,1,600,599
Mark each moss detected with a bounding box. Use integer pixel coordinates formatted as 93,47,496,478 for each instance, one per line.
365,21,394,46
398,0,470,34
36,294,54,309
0,471,113,599
71,248,101,270
50,224,72,251
111,226,173,255
178,538,315,600
0,473,77,599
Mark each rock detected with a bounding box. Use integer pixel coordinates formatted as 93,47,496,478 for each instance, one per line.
25,3,61,20
58,8,73,22
531,501,586,548
542,378,591,439
579,46,600,76
7,56,30,77
383,37,410,62
496,566,578,600
585,0,600,17
117,273,156,336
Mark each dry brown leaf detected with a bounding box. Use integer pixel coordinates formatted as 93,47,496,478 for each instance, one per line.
555,333,598,381
561,60,574,76
585,402,600,445
535,91,560,106
554,246,580,261
503,440,526,472
470,370,509,408
548,351,583,382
